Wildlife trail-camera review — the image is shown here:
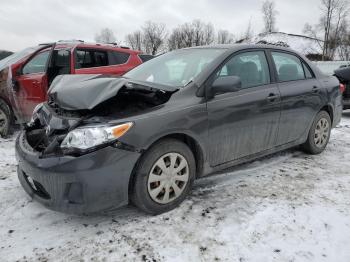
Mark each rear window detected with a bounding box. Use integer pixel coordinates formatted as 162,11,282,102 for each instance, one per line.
108,51,130,65
138,54,154,63
272,52,305,82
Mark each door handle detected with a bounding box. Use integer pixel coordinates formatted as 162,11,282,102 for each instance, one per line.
267,93,278,102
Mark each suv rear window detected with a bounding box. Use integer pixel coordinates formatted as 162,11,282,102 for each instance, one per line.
138,54,154,63
108,51,130,65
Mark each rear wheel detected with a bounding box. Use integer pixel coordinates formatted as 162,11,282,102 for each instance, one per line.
131,139,196,214
0,100,12,138
302,110,331,154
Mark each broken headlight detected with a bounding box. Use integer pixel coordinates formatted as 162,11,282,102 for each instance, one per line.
30,103,44,124
60,122,133,150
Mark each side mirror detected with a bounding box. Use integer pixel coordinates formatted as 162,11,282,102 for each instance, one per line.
211,76,241,96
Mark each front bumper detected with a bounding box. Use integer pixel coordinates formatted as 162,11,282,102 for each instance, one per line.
16,132,141,214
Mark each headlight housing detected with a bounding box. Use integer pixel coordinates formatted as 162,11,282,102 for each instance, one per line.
60,122,133,150
30,103,44,123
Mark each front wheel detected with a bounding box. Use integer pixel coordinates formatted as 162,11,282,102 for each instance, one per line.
0,100,13,138
302,110,331,154
130,139,196,214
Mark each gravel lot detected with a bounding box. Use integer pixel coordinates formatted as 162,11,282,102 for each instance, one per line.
1,111,350,262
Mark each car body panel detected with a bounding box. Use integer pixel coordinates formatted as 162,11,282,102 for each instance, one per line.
207,83,281,166
15,44,343,213
16,132,140,214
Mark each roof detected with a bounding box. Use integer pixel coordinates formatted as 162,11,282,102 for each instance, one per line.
242,32,323,55
184,43,295,52
39,41,141,53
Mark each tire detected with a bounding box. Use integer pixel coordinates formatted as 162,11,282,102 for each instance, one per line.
301,110,331,155
130,138,196,215
0,99,13,138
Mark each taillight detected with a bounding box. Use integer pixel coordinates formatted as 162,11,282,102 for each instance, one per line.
339,83,345,93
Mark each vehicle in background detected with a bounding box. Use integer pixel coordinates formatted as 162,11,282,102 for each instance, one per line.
334,65,350,110
314,61,350,110
16,44,343,214
0,40,151,137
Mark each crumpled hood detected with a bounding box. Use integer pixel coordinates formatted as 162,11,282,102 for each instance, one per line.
48,74,177,111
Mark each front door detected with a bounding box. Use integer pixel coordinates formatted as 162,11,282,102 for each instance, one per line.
207,50,281,166
13,48,52,122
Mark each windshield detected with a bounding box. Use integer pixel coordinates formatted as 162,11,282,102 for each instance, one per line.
124,48,226,88
0,46,43,71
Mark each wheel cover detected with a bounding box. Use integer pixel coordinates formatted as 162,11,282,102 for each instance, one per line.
147,152,189,204
0,108,8,134
314,117,330,148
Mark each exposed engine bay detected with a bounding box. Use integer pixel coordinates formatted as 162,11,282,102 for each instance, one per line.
25,75,176,157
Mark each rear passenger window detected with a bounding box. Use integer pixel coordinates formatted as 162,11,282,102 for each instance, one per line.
218,51,270,89
76,50,93,68
108,51,130,65
75,49,108,69
272,52,305,82
93,51,108,67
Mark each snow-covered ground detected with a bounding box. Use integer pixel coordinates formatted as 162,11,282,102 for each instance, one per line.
1,112,350,262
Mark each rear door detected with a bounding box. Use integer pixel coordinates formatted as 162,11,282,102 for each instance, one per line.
207,50,281,166
269,50,323,145
12,46,53,122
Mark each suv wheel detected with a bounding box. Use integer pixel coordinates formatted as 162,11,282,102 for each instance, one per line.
302,110,331,154
131,139,196,214
0,100,12,138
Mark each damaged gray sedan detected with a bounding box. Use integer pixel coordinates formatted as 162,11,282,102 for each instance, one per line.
16,45,343,214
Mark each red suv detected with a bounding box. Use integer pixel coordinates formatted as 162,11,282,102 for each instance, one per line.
0,41,149,136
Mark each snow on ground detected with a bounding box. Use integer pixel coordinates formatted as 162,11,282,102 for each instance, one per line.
1,112,350,262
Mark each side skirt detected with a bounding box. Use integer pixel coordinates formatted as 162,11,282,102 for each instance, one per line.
200,138,306,178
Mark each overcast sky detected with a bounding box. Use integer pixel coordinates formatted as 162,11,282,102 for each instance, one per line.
0,0,322,52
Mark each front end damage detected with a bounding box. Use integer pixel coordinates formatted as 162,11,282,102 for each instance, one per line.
16,75,176,213
26,74,175,157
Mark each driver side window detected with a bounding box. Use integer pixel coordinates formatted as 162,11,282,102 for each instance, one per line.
22,50,50,75
218,51,270,89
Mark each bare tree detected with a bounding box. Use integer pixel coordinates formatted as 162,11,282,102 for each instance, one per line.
303,23,324,50
142,21,167,55
217,30,235,44
304,0,349,60
244,18,254,41
125,31,143,51
338,20,350,60
320,0,338,59
203,22,215,45
167,28,184,50
261,0,278,33
94,28,117,43
167,20,215,50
